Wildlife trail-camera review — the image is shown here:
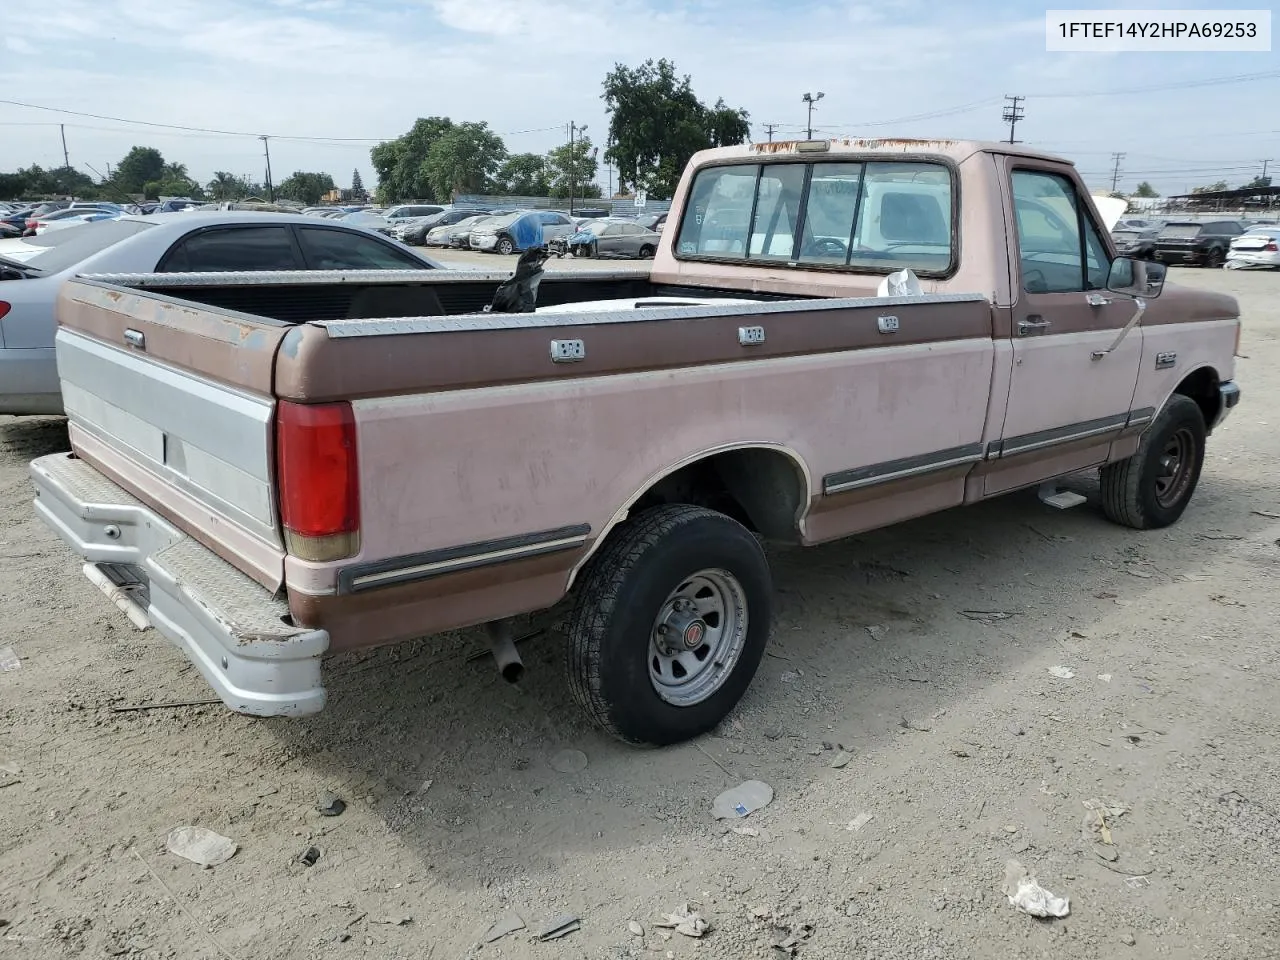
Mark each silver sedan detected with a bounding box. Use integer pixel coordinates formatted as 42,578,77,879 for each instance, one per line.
0,212,443,415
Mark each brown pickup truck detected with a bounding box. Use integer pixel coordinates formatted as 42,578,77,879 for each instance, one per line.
30,138,1242,745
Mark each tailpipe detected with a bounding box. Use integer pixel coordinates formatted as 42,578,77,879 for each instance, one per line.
486,621,524,683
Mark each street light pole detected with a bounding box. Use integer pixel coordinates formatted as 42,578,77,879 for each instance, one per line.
802,92,824,140
568,122,587,215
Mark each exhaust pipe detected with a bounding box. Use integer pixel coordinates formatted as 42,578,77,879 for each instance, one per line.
486,621,524,683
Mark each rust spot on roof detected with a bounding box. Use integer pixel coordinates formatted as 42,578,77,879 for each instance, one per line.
751,140,806,153
834,138,961,149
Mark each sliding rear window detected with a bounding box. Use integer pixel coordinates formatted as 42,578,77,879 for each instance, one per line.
675,158,955,276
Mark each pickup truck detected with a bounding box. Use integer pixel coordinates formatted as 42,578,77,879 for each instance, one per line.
30,138,1242,746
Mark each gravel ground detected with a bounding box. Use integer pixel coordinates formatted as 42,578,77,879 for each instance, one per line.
2,267,1279,960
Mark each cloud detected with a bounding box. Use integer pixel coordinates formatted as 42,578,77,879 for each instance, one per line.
0,0,1275,197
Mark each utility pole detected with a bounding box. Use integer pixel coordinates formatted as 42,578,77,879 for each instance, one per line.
801,93,824,140
1001,95,1024,144
260,135,274,201
1110,152,1125,192
59,124,69,168
763,123,779,143
567,122,587,215
1262,159,1273,180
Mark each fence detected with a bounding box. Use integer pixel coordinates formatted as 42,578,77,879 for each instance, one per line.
455,194,673,217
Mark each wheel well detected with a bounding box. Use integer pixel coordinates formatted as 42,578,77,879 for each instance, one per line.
1173,367,1220,430
629,448,808,542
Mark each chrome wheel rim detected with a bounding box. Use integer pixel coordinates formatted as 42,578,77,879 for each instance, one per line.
1154,426,1195,508
648,569,748,707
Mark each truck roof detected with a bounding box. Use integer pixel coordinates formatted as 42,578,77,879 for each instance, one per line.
689,138,1075,167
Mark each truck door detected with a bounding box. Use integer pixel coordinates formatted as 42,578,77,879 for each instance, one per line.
987,161,1143,495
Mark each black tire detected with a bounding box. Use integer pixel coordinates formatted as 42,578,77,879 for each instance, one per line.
1205,247,1225,268
1100,394,1206,530
638,244,655,259
496,236,515,256
565,504,773,746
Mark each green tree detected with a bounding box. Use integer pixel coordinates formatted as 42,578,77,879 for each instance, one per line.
494,153,550,195
0,172,28,197
601,58,750,199
422,122,508,200
1242,175,1273,190
1134,181,1159,198
207,171,250,200
278,171,337,205
1191,180,1229,194
545,136,602,200
114,147,166,194
370,116,455,201
351,168,365,199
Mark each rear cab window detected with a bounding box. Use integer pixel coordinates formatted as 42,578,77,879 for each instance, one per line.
675,158,955,276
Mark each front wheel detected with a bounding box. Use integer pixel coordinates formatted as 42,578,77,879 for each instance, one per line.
496,236,515,256
1100,394,1206,530
1205,247,1225,268
565,504,773,745
638,244,655,259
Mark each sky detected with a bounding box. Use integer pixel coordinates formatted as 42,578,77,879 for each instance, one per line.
1,0,1277,198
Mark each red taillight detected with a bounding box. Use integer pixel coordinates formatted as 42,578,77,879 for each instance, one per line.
275,400,360,562
24,219,37,229
0,302,9,321
1265,241,1278,252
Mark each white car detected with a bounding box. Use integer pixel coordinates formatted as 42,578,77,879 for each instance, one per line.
31,208,121,235
1225,227,1280,269
0,212,444,415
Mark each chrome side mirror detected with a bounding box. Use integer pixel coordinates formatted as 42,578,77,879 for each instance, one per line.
1107,256,1166,299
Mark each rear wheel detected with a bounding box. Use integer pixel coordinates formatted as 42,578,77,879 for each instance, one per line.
1100,394,1206,530
638,244,655,259
496,236,515,256
1205,247,1225,268
565,505,773,745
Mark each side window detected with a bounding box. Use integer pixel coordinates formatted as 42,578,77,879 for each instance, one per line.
750,164,805,259
676,164,758,257
1011,170,1109,293
162,226,301,272
296,227,429,270
603,224,624,236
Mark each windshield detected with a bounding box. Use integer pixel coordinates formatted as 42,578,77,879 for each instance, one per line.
1159,223,1203,239
481,213,520,230
17,219,154,273
1112,230,1142,241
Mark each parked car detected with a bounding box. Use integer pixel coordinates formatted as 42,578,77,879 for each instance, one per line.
1110,225,1159,259
396,208,489,245
553,218,662,259
383,203,446,222
636,212,669,233
27,138,1241,748
0,212,443,415
1152,220,1248,267
29,208,121,235
469,210,575,254
1224,226,1280,269
339,211,395,236
425,214,494,248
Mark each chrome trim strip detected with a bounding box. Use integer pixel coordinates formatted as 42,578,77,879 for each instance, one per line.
1126,406,1157,427
337,523,592,594
823,443,984,496
314,293,990,338
991,413,1129,459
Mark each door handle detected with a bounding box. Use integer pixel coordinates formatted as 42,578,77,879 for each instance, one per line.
1086,293,1112,307
1017,317,1051,336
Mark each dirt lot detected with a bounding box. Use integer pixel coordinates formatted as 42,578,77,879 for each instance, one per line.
3,267,1280,960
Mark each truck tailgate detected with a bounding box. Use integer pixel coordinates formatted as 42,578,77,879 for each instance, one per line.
54,278,290,590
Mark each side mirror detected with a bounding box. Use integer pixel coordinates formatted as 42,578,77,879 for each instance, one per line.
1106,256,1166,299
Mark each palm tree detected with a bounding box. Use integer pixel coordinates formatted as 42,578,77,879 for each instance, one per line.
207,171,239,200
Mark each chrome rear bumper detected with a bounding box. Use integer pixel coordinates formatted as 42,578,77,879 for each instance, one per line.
30,452,328,716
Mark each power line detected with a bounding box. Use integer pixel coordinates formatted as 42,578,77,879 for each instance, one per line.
1002,95,1024,144
762,123,779,143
